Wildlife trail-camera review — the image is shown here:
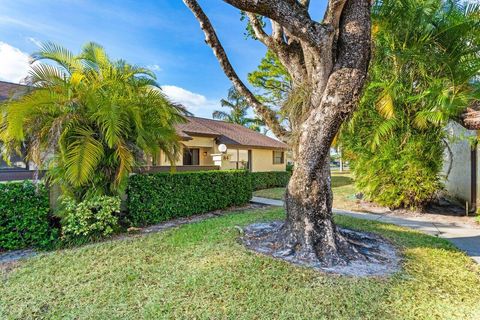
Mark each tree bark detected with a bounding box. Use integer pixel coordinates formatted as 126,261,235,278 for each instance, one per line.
184,0,372,266
285,0,371,265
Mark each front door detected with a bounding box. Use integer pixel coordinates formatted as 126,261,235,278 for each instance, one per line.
183,148,200,165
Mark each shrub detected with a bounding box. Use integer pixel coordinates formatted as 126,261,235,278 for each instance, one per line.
251,171,291,190
0,181,58,250
60,196,121,241
127,170,252,226
345,130,444,210
286,163,294,174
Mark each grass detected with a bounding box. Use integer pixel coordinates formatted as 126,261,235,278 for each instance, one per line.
1,207,480,319
254,172,363,211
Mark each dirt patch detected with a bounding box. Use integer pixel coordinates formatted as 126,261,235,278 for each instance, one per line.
241,221,401,277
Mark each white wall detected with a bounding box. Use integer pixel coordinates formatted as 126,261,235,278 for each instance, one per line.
442,121,476,204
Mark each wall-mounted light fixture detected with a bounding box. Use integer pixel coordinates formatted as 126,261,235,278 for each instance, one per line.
203,152,208,157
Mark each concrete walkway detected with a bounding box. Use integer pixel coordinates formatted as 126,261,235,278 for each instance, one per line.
251,197,480,263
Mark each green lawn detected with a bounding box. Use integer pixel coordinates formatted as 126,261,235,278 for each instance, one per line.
254,172,363,211
2,208,480,319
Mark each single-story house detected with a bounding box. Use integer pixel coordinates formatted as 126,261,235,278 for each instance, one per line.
0,80,287,176
442,107,480,214
157,116,288,172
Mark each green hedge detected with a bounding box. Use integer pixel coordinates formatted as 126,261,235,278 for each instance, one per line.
126,170,253,226
0,181,58,250
251,171,291,190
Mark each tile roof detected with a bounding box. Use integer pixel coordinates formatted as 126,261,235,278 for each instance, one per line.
178,117,288,150
176,118,220,139
0,81,29,102
461,102,480,130
0,81,287,150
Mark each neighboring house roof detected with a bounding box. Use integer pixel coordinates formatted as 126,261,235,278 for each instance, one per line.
0,81,29,102
461,102,480,130
178,116,288,150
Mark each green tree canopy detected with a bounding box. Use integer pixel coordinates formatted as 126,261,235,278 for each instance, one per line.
248,51,291,107
0,42,188,199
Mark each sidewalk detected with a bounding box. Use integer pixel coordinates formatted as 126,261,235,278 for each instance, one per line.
251,197,480,263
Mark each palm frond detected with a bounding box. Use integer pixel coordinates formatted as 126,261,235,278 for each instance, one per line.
375,91,395,119
212,110,231,121
370,118,399,151
64,127,104,187
32,42,80,74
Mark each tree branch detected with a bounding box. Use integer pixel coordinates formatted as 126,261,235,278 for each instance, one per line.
223,0,327,48
270,20,285,43
323,0,348,30
183,0,289,140
246,13,274,47
246,14,308,87
299,0,311,9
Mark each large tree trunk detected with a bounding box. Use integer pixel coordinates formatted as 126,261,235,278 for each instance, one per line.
285,119,355,266
185,0,374,267
283,0,371,265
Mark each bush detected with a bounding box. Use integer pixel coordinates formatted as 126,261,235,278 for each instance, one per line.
60,196,121,241
345,130,444,210
286,163,294,174
0,181,58,250
127,170,252,226
251,171,291,190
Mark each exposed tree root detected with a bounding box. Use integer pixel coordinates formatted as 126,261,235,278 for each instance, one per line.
241,221,400,277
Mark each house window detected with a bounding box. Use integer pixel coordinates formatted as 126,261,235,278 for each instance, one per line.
273,151,284,165
183,148,200,165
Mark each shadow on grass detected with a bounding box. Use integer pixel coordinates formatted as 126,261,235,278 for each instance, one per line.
331,175,354,188
333,215,460,253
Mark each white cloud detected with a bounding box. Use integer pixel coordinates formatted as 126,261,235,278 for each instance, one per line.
161,85,219,118
0,42,31,83
147,64,161,71
27,37,42,48
0,16,36,30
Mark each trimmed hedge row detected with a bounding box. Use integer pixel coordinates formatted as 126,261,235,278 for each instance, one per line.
0,181,58,250
126,170,253,226
251,171,291,190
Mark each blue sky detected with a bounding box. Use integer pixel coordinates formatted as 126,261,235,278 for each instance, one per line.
0,0,326,118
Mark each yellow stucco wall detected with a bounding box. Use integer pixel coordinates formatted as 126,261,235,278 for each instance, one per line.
251,149,286,172
158,136,216,166
156,136,286,172
184,136,215,148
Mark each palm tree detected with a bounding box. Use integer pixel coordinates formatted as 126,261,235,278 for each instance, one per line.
0,42,188,199
365,0,480,141
342,0,480,208
213,87,264,131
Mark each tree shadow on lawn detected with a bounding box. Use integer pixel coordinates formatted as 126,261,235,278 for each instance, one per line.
331,175,354,188
333,215,462,254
